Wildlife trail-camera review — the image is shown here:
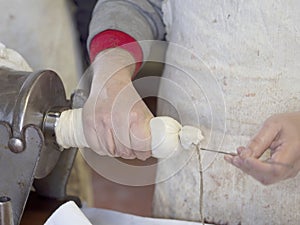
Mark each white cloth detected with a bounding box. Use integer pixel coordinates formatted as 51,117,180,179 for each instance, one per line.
45,201,210,225
44,201,92,225
83,207,210,225
0,42,31,71
154,0,300,224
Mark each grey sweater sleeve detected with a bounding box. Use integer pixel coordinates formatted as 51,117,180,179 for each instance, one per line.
87,0,165,50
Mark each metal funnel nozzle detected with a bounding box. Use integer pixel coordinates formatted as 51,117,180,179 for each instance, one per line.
0,196,14,225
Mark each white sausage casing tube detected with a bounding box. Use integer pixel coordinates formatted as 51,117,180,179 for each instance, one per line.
55,109,203,158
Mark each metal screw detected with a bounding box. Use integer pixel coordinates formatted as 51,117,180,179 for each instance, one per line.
8,138,24,153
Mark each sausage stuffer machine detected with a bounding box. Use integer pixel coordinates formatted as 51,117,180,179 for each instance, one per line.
0,68,87,225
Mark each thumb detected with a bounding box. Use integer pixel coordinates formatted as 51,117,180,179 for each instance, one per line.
241,119,281,159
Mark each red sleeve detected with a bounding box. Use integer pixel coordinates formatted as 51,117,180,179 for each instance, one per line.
89,29,143,77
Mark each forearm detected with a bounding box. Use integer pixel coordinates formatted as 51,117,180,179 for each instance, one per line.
83,1,165,159
89,48,135,99
88,0,165,75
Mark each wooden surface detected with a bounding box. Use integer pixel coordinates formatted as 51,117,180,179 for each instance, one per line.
20,166,155,225
20,193,79,225
91,159,156,217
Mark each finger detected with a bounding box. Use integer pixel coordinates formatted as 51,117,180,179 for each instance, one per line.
232,156,288,185
224,155,269,181
237,146,245,154
224,155,234,164
224,146,243,164
270,143,300,179
269,144,296,171
111,119,136,159
113,133,136,159
130,120,151,150
243,120,281,159
269,139,284,151
97,128,115,157
130,120,152,160
134,149,152,161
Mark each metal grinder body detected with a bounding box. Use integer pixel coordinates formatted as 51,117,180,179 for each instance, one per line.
0,68,82,225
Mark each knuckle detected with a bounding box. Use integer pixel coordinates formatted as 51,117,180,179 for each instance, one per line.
130,111,138,122
135,150,151,161
106,145,116,156
122,154,136,159
102,113,112,126
130,110,138,117
119,149,135,159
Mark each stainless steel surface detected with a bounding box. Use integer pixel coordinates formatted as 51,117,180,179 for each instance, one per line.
0,69,29,125
71,89,88,109
8,138,24,153
0,196,14,225
43,107,69,153
0,68,69,179
34,147,78,199
12,70,68,178
34,89,87,200
0,68,81,224
0,123,43,225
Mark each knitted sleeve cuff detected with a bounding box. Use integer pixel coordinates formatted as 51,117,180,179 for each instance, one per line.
89,29,143,76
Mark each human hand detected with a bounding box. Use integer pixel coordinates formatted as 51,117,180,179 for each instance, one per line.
225,112,300,185
82,48,153,160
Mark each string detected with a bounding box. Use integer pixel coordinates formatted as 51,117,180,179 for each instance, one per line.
196,144,205,225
